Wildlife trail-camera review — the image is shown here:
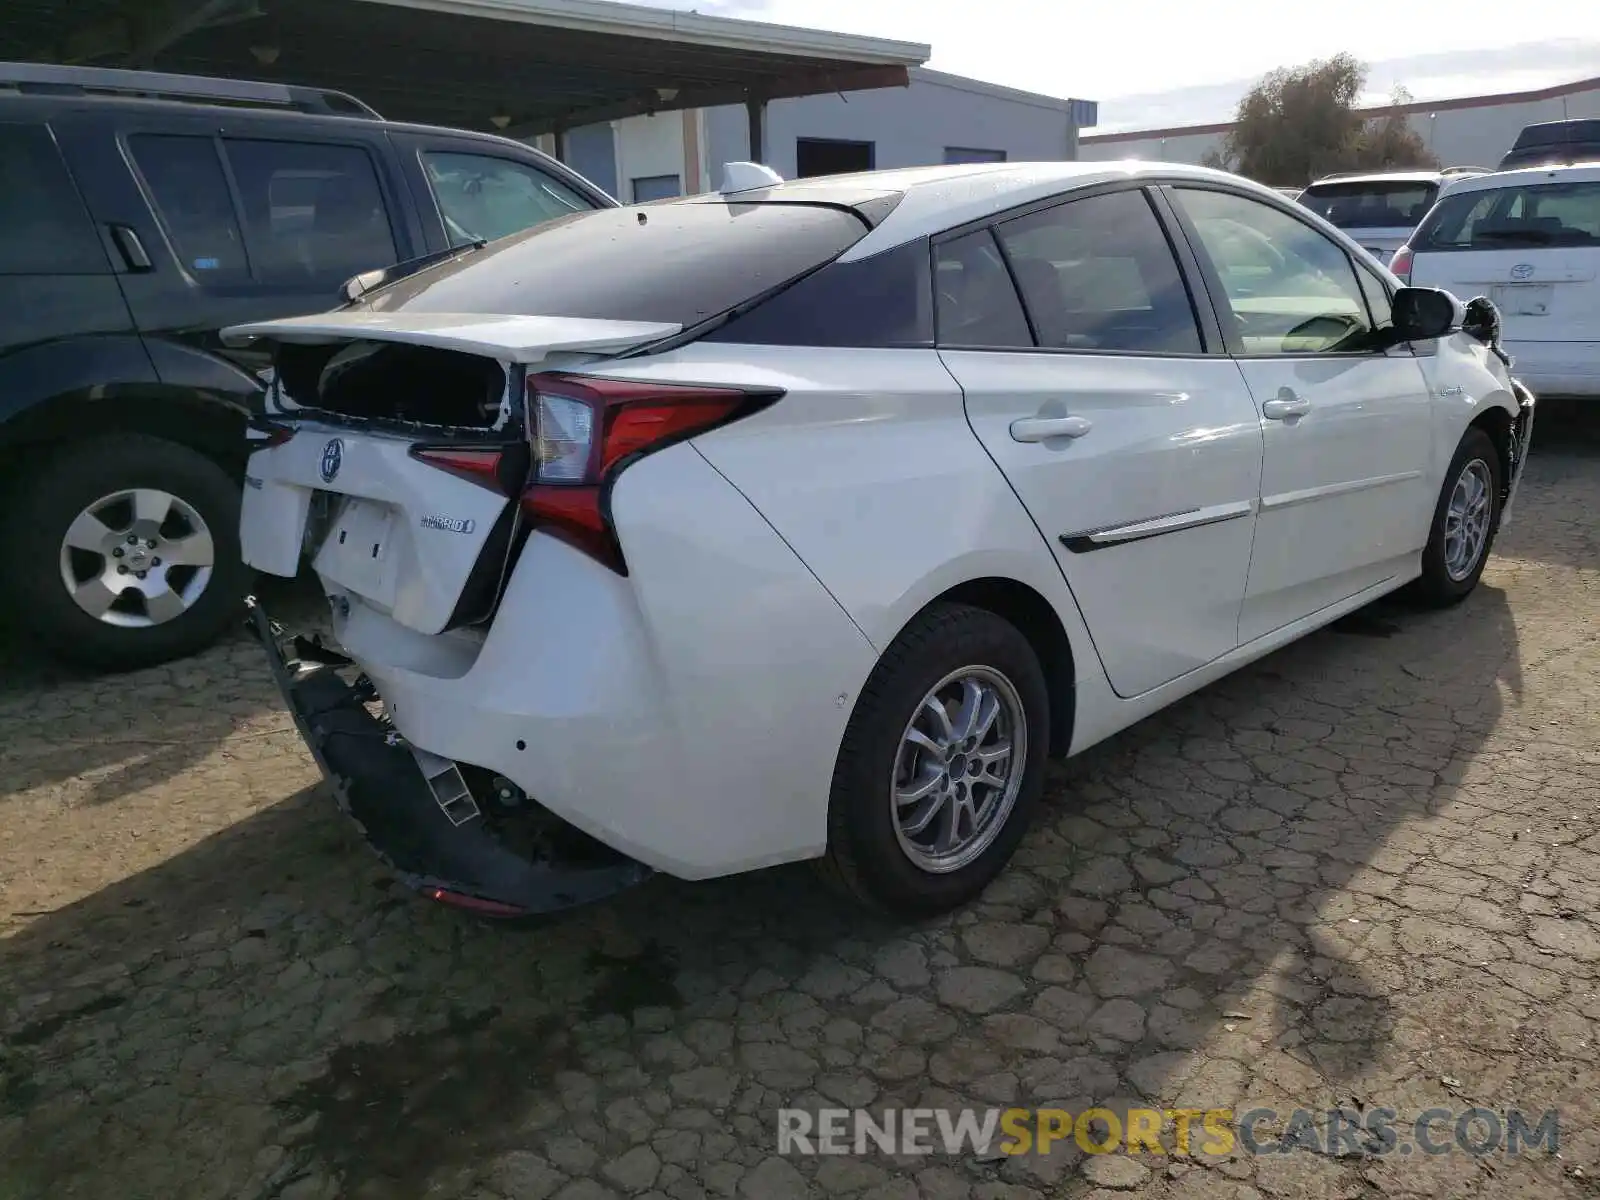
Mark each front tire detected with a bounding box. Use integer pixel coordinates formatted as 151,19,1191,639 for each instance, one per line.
817,603,1050,917
1410,426,1502,607
10,435,253,672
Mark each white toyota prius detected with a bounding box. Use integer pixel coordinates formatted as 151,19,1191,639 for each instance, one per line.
228,161,1535,919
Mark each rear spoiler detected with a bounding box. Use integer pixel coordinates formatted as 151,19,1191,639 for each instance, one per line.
220,311,682,364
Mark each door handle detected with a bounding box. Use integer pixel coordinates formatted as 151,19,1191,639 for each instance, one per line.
1262,388,1310,420
1009,414,1093,443
109,224,152,272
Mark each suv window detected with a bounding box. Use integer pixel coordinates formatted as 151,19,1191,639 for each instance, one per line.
1414,180,1600,251
1174,187,1378,355
1299,181,1438,230
0,123,106,275
225,139,397,282
422,151,592,246
128,134,248,279
994,189,1203,353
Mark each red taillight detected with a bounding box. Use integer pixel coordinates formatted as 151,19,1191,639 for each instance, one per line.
410,446,507,492
425,887,527,918
1390,245,1413,284
520,373,775,573
253,422,296,449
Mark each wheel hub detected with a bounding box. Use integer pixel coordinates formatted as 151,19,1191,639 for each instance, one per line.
58,488,216,629
891,665,1027,874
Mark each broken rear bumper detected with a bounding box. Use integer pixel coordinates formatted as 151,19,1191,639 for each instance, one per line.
246,596,652,917
1500,379,1537,531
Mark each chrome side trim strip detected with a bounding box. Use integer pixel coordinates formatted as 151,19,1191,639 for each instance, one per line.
1259,470,1422,512
1060,499,1256,554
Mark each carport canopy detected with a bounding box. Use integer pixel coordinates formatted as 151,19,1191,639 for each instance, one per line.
4,0,930,151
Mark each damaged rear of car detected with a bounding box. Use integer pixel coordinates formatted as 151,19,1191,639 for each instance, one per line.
231,192,897,916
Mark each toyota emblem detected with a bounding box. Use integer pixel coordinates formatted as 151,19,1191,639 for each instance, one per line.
1510,263,1535,281
320,437,344,483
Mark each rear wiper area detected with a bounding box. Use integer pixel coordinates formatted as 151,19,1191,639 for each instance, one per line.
339,238,488,304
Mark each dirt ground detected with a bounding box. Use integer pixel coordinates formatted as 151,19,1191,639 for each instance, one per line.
2,404,1598,1200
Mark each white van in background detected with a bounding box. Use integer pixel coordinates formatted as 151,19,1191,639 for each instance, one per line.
1393,163,1600,398
1298,168,1487,261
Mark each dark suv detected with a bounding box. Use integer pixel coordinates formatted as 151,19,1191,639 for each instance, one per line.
0,62,616,670
1499,119,1600,171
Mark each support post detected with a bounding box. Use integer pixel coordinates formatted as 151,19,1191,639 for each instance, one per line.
554,126,569,163
745,94,766,164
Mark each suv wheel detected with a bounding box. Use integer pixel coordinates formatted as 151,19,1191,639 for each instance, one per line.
817,603,1050,916
12,435,253,671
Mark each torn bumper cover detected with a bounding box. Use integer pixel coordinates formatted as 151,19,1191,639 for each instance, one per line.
246,597,652,916
1500,379,1538,531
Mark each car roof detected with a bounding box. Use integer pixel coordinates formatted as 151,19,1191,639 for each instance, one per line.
1431,161,1600,195
1305,170,1445,187
750,160,1278,261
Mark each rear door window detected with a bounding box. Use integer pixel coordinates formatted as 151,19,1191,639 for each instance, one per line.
128,133,249,281
0,122,106,275
1300,181,1438,230
224,138,398,283
1415,180,1600,251
422,151,593,246
993,188,1203,353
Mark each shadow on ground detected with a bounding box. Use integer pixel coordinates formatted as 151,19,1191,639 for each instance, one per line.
0,574,322,808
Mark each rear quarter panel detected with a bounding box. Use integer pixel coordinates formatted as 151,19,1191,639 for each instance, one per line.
596,344,1100,679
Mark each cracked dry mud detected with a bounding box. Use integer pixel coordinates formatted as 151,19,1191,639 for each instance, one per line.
2,404,1598,1200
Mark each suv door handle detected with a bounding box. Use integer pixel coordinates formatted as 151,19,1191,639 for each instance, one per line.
1262,389,1310,420
109,224,152,272
1009,414,1093,442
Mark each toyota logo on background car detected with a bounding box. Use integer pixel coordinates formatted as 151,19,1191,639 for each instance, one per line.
320,438,344,483
1510,263,1536,281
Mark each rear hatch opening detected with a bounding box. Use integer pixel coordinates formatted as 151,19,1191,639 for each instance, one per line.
273,339,516,433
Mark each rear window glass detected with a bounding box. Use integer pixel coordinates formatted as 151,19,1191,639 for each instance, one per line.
704,238,932,348
1300,181,1438,230
364,201,869,327
1414,180,1600,250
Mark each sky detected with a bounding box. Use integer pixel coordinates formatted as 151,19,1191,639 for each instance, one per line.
635,0,1600,129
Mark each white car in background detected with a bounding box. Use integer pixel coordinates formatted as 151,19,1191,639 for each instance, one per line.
1394,162,1600,398
1298,168,1487,261
227,161,1534,920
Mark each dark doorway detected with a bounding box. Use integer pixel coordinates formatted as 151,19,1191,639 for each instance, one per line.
795,138,875,178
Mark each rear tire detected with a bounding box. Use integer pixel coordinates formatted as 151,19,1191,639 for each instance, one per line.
816,603,1049,917
10,435,253,672
1409,426,1502,608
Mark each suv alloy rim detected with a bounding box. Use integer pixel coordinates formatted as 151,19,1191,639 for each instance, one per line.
891,665,1027,874
57,488,216,628
1444,458,1494,582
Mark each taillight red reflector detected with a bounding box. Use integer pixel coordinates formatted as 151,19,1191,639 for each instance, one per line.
520,373,777,574
425,887,527,917
602,398,747,472
1390,246,1413,284
411,447,506,492
254,423,296,449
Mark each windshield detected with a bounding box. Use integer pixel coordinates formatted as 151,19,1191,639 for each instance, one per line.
1299,181,1438,230
1413,179,1600,250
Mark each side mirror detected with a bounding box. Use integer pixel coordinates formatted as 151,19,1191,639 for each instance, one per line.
1391,286,1460,342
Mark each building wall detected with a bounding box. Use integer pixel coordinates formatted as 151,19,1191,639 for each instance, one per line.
1079,80,1600,173
701,68,1080,187
1078,129,1225,165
